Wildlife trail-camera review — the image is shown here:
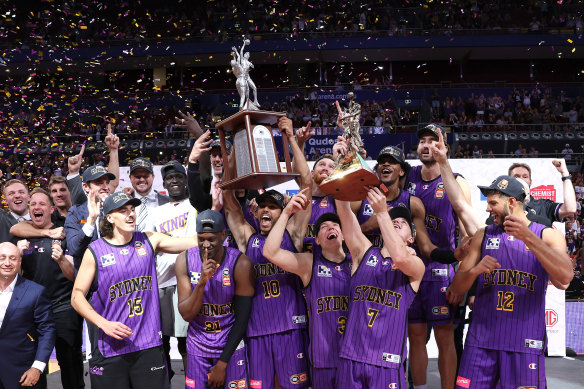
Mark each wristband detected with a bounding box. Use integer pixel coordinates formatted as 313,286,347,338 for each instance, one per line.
561,174,572,181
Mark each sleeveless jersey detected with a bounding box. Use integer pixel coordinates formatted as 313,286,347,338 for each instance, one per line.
566,232,576,252
357,189,411,248
303,195,336,253
88,231,162,357
185,246,241,357
303,245,351,368
245,231,307,337
406,165,459,282
466,223,549,354
339,247,416,368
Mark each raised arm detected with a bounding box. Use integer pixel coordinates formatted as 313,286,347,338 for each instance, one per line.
430,129,481,236
553,159,577,220
278,117,313,251
335,198,371,264
503,215,573,289
104,124,120,192
223,189,255,252
187,131,213,212
67,144,87,205
263,190,314,286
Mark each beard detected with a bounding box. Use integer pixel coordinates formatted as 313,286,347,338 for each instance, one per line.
313,171,326,185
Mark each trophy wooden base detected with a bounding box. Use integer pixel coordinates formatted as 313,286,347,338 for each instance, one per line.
219,172,300,190
320,150,380,201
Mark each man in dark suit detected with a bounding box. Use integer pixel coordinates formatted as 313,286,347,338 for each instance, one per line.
0,179,31,243
0,242,56,389
64,165,116,268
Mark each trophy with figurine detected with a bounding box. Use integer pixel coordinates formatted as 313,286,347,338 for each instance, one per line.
319,92,380,200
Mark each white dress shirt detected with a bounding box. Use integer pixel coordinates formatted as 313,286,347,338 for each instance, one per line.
0,275,46,372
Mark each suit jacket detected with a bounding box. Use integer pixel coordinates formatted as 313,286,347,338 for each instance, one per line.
66,175,86,207
0,277,56,389
0,210,17,243
64,201,96,268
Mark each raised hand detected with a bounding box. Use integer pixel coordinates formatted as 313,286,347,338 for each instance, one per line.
503,215,530,241
189,130,213,163
332,136,350,158
552,159,569,176
295,121,314,145
277,116,294,138
16,239,30,255
211,181,223,212
51,243,65,263
283,188,310,215
174,110,203,137
87,188,102,223
200,252,220,285
68,143,85,175
429,127,448,164
367,187,388,215
122,187,135,198
104,124,119,150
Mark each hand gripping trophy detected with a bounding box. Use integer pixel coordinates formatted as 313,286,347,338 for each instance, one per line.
231,37,260,110
319,92,379,200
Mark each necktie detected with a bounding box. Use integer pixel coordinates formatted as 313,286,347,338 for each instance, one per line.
137,201,149,231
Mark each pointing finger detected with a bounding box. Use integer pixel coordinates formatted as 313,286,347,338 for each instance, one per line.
78,143,85,157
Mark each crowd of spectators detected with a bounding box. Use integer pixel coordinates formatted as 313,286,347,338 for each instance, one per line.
430,86,584,132
1,0,582,48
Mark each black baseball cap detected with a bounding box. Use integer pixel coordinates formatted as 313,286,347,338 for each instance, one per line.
82,165,116,183
416,123,446,143
129,157,154,174
196,209,226,233
256,190,285,210
377,146,405,165
478,175,528,201
314,213,341,235
161,160,186,179
389,206,415,235
102,192,141,215
210,139,232,154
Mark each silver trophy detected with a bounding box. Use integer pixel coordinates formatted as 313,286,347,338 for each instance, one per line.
231,38,260,110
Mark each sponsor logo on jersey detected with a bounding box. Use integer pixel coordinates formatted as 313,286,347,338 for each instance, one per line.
135,241,147,257
423,184,429,190
517,387,537,389
229,380,246,389
289,373,307,384
297,353,304,358
222,268,231,286
407,182,416,195
335,265,343,271
456,376,471,388
292,315,306,324
432,268,448,277
89,366,104,376
236,359,244,366
252,238,260,248
485,238,500,250
363,204,374,216
382,260,390,266
432,306,449,315
381,353,400,364
440,287,447,292
435,183,445,199
37,247,45,253
150,365,164,371
317,265,332,277
389,384,398,389
528,363,537,369
525,339,543,350
366,255,378,267
250,379,262,388
100,253,116,267
185,377,196,388
320,197,329,208
120,248,130,255
190,271,201,285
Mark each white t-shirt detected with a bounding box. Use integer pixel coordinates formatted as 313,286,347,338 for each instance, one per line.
146,199,198,288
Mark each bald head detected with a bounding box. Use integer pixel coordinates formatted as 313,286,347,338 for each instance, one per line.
0,242,21,283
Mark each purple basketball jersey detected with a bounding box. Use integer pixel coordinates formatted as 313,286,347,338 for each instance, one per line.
303,245,351,368
466,223,550,354
566,232,576,252
245,231,307,337
88,232,162,357
339,247,416,368
357,189,411,248
185,246,241,357
406,165,458,282
303,196,336,253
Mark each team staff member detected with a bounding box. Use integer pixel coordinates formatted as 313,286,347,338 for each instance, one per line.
71,192,198,389
176,210,255,388
335,188,424,388
0,179,31,243
264,190,351,389
223,117,312,389
450,176,573,388
13,189,83,389
0,242,56,389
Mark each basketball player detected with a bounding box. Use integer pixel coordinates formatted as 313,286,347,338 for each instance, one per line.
450,175,573,388
263,190,350,389
405,123,470,389
335,187,424,388
223,116,312,389
71,192,198,389
176,210,255,389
